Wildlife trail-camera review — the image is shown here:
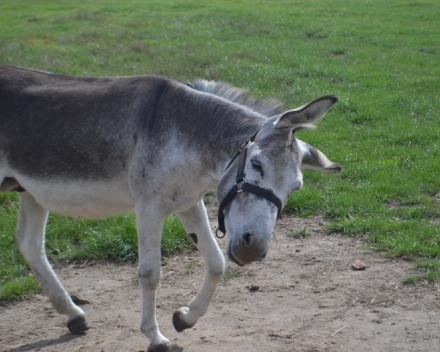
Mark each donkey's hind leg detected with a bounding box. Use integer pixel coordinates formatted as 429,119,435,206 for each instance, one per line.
14,192,90,333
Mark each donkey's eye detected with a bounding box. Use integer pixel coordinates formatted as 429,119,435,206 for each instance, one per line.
251,160,264,177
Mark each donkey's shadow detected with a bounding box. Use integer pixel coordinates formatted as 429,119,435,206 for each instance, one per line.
5,337,185,352
4,332,83,352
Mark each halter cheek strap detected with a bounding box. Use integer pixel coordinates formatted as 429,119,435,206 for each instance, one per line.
216,133,283,238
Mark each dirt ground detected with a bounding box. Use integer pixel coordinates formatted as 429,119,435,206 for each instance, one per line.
1,204,439,352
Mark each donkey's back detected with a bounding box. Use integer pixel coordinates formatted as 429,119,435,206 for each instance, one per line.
0,66,184,218
0,65,170,182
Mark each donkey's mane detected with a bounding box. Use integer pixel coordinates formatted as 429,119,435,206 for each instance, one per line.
191,79,284,118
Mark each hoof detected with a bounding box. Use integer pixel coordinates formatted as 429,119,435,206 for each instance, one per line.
147,343,170,352
172,308,193,332
67,315,91,333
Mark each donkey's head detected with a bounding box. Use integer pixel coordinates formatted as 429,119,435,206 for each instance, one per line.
217,96,342,266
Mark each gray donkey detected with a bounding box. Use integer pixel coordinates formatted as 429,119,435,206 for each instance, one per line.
0,65,342,351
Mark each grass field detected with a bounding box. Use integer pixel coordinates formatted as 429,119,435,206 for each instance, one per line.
1,0,439,300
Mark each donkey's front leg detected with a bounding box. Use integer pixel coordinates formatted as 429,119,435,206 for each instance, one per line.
174,200,225,332
136,205,169,352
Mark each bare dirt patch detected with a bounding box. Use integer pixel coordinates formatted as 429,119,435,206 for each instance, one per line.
1,206,439,352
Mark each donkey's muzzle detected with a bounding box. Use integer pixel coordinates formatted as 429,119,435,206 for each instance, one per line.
227,233,268,266
227,245,244,267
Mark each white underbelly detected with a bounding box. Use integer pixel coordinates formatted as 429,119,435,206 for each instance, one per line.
16,176,135,219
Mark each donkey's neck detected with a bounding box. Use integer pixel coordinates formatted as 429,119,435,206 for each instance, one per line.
146,80,269,197
174,84,267,183
213,117,263,181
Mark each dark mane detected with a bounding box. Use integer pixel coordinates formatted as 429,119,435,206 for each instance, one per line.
190,80,284,117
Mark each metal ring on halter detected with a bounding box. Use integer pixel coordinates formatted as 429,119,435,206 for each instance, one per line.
215,227,226,238
235,176,247,193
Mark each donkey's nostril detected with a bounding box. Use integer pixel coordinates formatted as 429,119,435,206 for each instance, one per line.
242,232,252,245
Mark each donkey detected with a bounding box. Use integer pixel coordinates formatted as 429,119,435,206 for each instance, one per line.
0,65,342,351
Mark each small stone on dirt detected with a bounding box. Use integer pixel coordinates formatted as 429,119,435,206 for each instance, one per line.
352,260,367,270
247,284,260,292
70,295,90,305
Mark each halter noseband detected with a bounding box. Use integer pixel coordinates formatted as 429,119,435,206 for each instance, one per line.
216,132,283,238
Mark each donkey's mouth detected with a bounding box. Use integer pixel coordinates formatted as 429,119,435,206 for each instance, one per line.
226,244,244,267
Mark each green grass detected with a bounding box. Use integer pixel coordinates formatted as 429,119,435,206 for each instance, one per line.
0,276,42,301
1,0,440,299
287,228,312,239
223,266,246,281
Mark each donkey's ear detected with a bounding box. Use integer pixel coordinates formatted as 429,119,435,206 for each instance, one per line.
274,95,339,130
298,140,343,172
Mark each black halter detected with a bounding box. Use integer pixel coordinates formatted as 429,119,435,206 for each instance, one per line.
216,132,283,238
